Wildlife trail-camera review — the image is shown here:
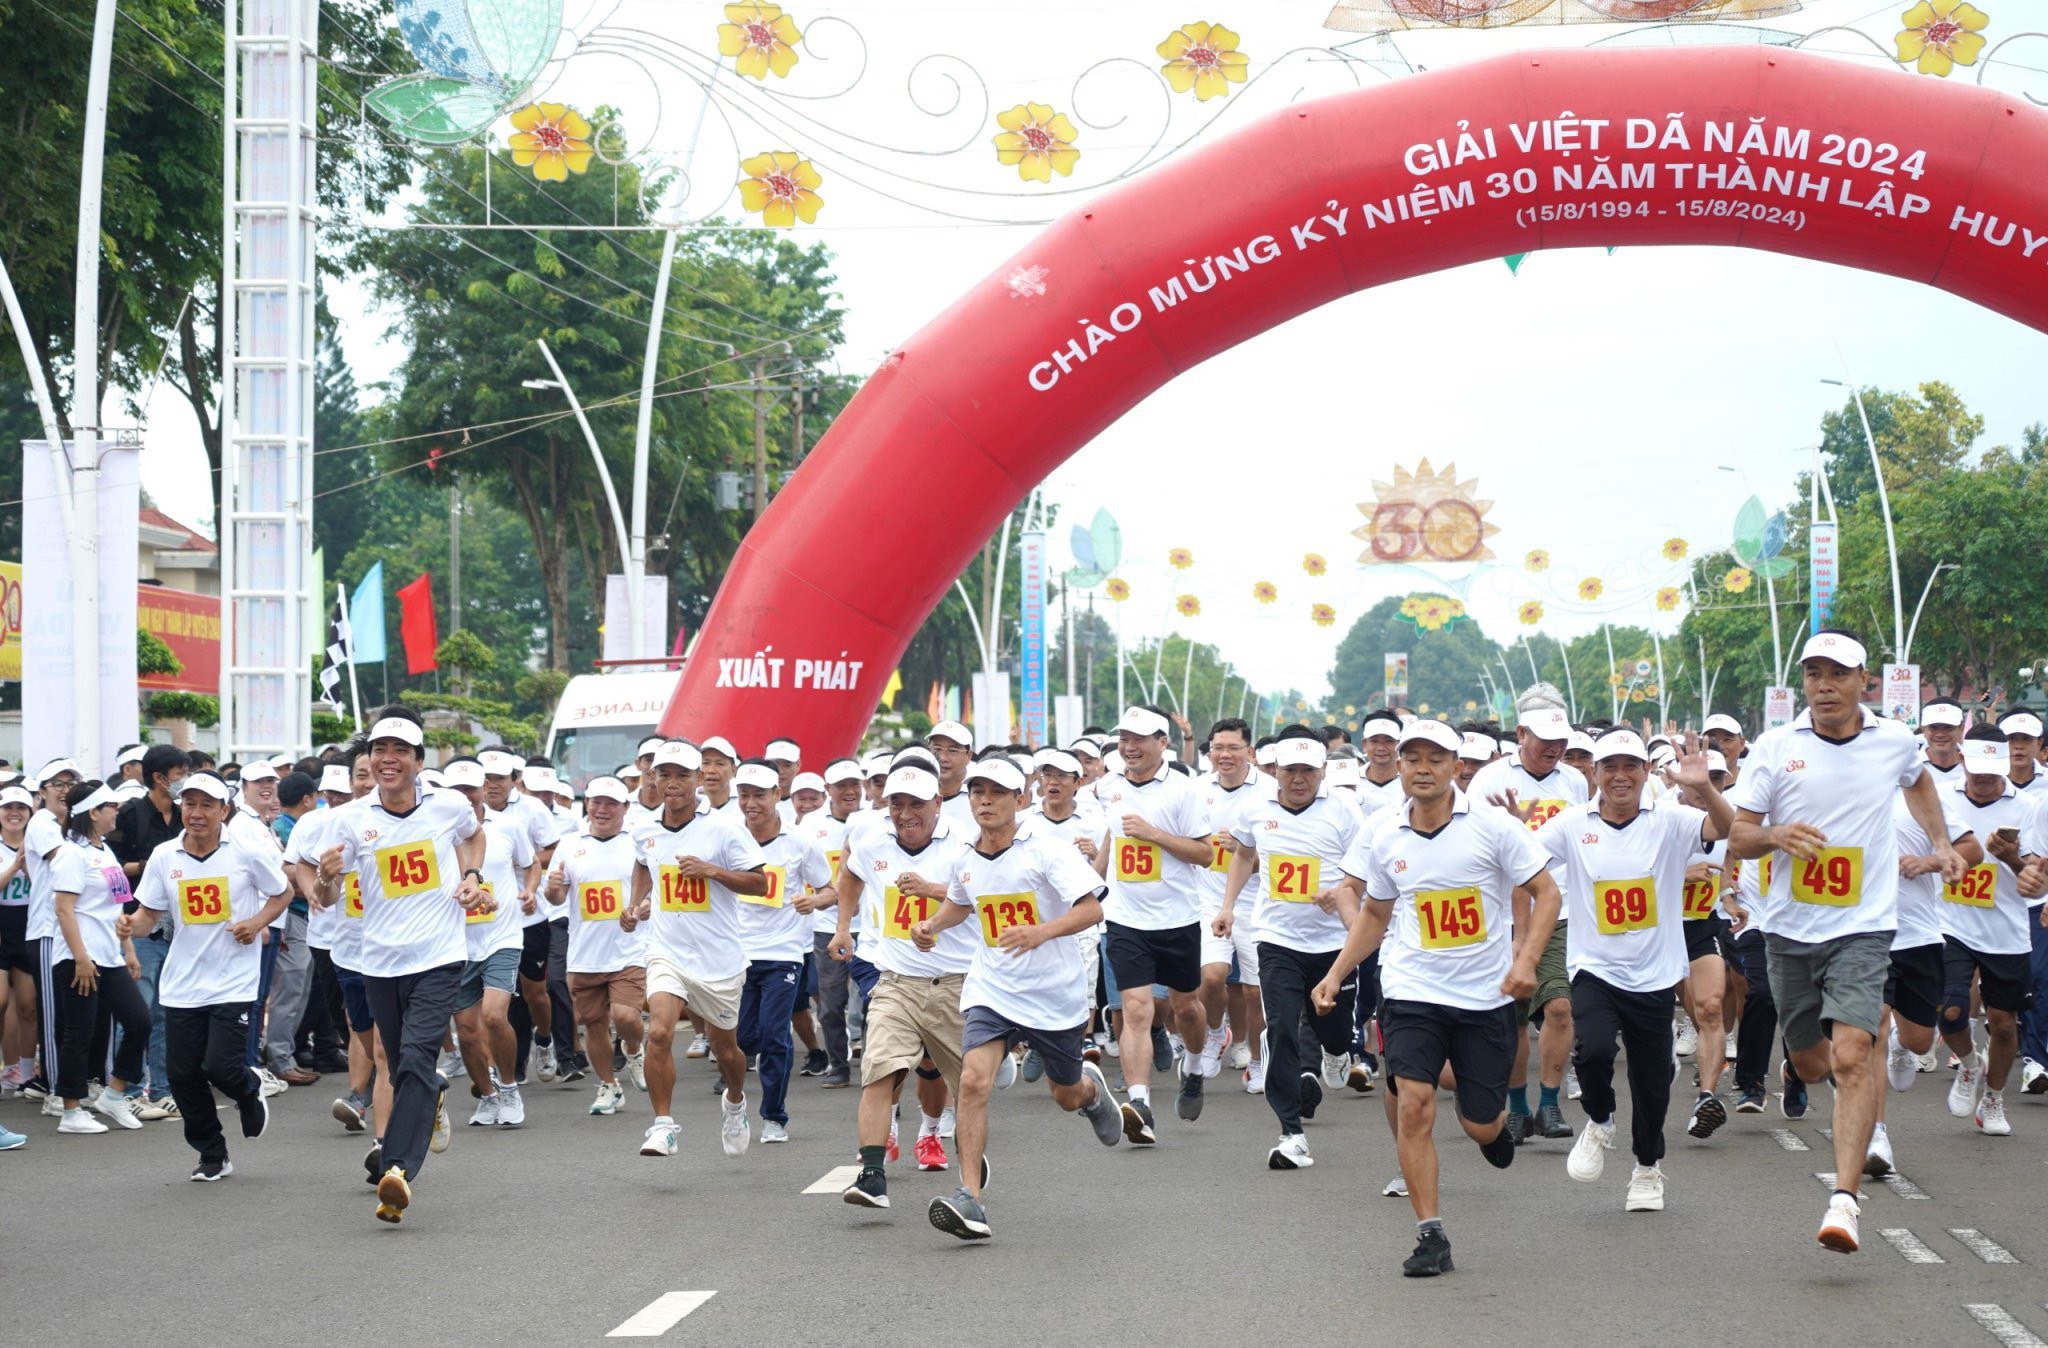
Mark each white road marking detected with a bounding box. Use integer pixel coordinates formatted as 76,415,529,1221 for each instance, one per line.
1879,1228,1945,1264
804,1164,862,1195
1768,1129,1810,1152
1884,1173,1930,1200
607,1292,716,1338
1952,1229,2021,1264
1965,1305,2047,1348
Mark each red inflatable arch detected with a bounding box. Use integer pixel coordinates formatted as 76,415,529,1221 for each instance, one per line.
661,45,2048,753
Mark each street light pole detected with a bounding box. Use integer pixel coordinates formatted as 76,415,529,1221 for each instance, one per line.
530,341,635,648
1903,561,1955,666
1822,377,1904,655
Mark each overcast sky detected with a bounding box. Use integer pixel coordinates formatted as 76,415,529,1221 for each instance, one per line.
138,0,2048,702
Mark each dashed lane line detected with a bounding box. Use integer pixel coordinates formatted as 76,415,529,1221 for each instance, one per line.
607,1292,717,1338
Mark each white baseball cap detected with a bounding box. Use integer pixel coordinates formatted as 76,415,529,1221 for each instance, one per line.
69,783,118,816
1114,707,1170,739
1272,737,1328,770
238,759,279,783
928,720,972,748
653,741,703,771
765,738,801,762
1799,631,1868,670
822,759,863,785
1254,743,1279,767
733,763,781,792
417,769,445,789
523,768,564,796
636,735,667,758
700,736,738,762
1997,711,2044,739
965,759,1026,792
1034,749,1083,776
1702,713,1744,736
1458,732,1496,763
441,760,485,790
1920,701,1966,728
0,785,33,808
1398,719,1462,754
861,753,892,779
1518,706,1572,741
1065,738,1101,760
584,775,632,802
319,764,352,794
1592,729,1650,763
366,717,424,748
883,766,939,800
1962,738,2011,776
790,772,825,794
176,772,233,803
479,750,523,777
1705,750,1730,775
37,758,81,782
619,763,643,781
1565,731,1596,756
116,744,147,768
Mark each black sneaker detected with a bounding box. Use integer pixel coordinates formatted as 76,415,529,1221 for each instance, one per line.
1120,1097,1157,1145
1175,1061,1205,1122
841,1167,890,1209
240,1093,269,1140
1479,1127,1516,1170
799,1049,829,1078
562,1056,588,1084
190,1157,232,1182
1403,1228,1454,1277
1299,1072,1324,1122
1780,1062,1808,1119
1536,1102,1572,1139
1688,1091,1727,1140
1505,1109,1531,1145
928,1186,992,1241
1151,1027,1173,1073
1081,1038,1102,1064
1734,1087,1766,1113
363,1141,383,1186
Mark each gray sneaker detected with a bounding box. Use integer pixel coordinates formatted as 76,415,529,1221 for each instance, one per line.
1080,1062,1121,1147
928,1186,992,1241
1175,1057,1205,1122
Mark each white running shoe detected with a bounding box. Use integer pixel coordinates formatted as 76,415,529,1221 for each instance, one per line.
1565,1065,1582,1101
1975,1090,2012,1137
1724,1030,1738,1061
2022,1058,2048,1096
590,1082,621,1116
1915,1049,1938,1073
1625,1163,1665,1212
469,1095,500,1127
994,1052,1018,1091
536,1045,559,1083
1244,1057,1267,1094
1224,1042,1251,1072
721,1097,751,1156
1864,1124,1895,1178
58,1107,107,1134
1320,1050,1349,1091
1947,1051,1985,1118
1817,1192,1860,1254
761,1120,790,1144
257,1068,289,1098
625,1051,647,1091
640,1121,679,1157
1382,1172,1408,1198
495,1087,525,1128
1567,1118,1615,1182
685,1034,710,1059
1886,1026,1919,1093
938,1105,956,1139
1674,1015,1698,1058
90,1091,143,1131
1267,1133,1313,1170
1200,1026,1228,1079
430,1094,451,1153
437,1051,465,1082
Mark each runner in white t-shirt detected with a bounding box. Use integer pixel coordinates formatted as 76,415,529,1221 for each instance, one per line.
914,759,1121,1240
800,759,865,1087
1030,749,1107,1068
1195,717,1265,1090
127,772,291,1180
1539,731,1732,1213
1726,631,1963,1255
927,720,977,830
442,759,538,1129
1917,699,1967,785
733,760,832,1145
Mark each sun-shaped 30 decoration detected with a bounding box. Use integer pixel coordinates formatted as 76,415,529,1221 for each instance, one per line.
1352,459,1499,565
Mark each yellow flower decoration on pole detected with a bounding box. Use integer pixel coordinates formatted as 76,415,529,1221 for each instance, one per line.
1656,587,1681,612
1662,538,1689,562
1176,594,1201,618
1524,549,1550,573
993,103,1080,183
1105,578,1131,602
1399,596,1425,618
718,3,803,81
1252,581,1277,604
739,153,824,227
1157,22,1249,101
508,103,593,182
1518,601,1544,626
1723,568,1753,594
1311,603,1336,628
1896,0,1989,76
1302,553,1327,576
1577,578,1604,602
1168,547,1194,570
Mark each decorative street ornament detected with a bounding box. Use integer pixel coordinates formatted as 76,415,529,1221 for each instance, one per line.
1158,22,1251,101
370,0,564,146
718,3,804,81
1176,594,1202,617
1895,0,1990,76
1656,586,1681,611
1352,459,1499,565
1168,547,1195,570
508,103,593,181
1524,549,1550,573
1723,567,1754,593
1398,593,1469,633
1730,495,1796,581
1322,0,1801,30
1105,578,1132,601
1302,553,1328,576
1311,603,1337,627
739,152,825,226
1519,601,1544,625
993,103,1082,183
1662,537,1689,562
1577,577,1605,601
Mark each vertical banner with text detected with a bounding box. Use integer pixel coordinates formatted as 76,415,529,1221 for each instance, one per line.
1019,531,1047,748
1809,521,1838,633
1883,663,1921,727
1384,651,1409,707
1763,685,1796,731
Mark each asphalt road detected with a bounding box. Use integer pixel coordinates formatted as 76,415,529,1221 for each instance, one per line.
6,1045,2046,1347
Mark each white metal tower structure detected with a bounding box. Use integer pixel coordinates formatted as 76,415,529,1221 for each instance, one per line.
220,0,317,757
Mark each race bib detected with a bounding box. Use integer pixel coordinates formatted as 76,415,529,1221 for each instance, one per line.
465,881,496,924
373,840,440,899
1681,877,1720,920
1791,847,1863,908
578,879,624,922
342,873,364,919
1595,877,1658,935
826,850,844,883
1524,799,1567,831
658,865,708,915
1113,838,1162,884
1415,887,1487,951
1207,835,1232,874
1266,854,1321,904
975,891,1041,947
1944,862,1998,910
178,877,230,926
740,865,787,909
882,884,939,940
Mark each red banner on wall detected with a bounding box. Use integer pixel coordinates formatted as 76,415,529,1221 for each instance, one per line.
137,585,222,694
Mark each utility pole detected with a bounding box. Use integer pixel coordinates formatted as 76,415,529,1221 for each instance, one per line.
751,356,769,521
791,369,805,469
448,477,461,631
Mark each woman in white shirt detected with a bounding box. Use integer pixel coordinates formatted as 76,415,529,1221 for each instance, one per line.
51,781,152,1134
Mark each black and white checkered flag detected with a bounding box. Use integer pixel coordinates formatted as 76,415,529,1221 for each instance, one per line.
318,585,352,716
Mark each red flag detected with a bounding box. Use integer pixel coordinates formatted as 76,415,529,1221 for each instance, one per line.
397,573,439,675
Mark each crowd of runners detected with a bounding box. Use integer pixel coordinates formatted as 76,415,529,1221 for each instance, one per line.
1,628,2043,1275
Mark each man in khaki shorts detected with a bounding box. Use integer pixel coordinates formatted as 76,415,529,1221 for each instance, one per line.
830,765,974,1210
629,741,770,1159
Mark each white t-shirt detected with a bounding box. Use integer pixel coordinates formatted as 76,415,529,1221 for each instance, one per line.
1467,752,1589,923
1196,774,1265,913
938,791,976,831
1538,799,1707,993
1344,792,1547,1012
466,811,537,963
328,786,481,979
1094,767,1212,931
1353,772,1405,818
845,815,974,977
554,830,646,973
1728,708,1923,943
799,811,853,935
631,808,765,983
50,837,129,967
1231,792,1361,954
1892,789,1969,951
1939,781,2034,955
493,794,560,929
24,810,66,941
135,833,290,1008
948,827,1104,1030
737,828,832,964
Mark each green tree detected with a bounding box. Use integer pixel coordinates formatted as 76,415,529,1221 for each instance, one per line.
1819,381,1982,511
1325,596,1507,722
435,629,495,697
